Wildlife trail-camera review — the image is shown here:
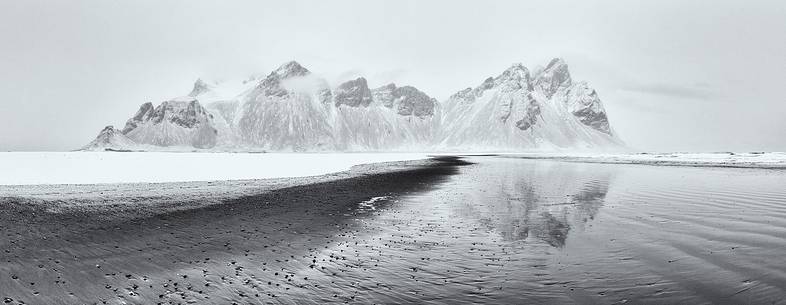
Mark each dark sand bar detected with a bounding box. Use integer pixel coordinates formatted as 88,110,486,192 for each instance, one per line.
0,157,467,304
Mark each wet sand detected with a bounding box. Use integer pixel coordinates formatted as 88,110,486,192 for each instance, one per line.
0,156,468,304
2,155,786,304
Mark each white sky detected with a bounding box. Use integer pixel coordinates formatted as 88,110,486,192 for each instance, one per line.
1,0,784,152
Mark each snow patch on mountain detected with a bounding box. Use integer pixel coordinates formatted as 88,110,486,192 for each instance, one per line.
332,81,441,151
439,59,621,151
232,61,336,151
122,98,218,148
85,58,624,152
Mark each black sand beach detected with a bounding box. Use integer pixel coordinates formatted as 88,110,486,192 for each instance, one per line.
2,155,786,304
0,156,468,304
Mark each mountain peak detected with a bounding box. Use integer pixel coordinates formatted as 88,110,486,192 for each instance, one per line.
99,125,119,135
85,57,621,151
465,64,532,97
122,102,155,134
255,61,314,97
273,61,310,78
535,58,572,97
496,63,531,90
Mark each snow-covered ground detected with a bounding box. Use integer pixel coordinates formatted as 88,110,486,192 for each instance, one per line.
506,152,786,168
0,152,430,185
3,151,783,186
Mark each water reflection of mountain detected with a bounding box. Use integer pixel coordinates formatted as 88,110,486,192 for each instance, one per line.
465,159,614,247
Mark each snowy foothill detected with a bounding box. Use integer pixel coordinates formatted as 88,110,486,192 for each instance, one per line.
505,151,786,168
0,152,431,185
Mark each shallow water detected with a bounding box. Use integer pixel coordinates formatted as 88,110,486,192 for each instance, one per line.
274,156,786,304
2,156,786,304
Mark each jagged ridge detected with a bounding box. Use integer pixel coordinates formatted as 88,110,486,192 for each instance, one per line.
84,59,622,151
439,58,620,150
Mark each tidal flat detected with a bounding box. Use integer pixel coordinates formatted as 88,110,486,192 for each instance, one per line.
1,156,785,304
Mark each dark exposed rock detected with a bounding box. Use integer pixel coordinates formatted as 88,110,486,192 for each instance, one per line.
122,102,155,134
393,86,436,117
158,100,211,128
566,84,612,134
516,95,541,131
573,105,610,134
535,58,572,98
120,99,218,148
256,61,312,97
371,83,437,117
334,77,372,107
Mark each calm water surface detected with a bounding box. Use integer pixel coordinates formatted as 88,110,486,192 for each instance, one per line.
281,156,786,304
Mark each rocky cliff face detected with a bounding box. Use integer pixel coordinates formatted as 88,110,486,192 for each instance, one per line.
331,80,441,151
534,58,573,98
334,77,373,107
85,58,622,151
562,82,612,134
372,84,437,117
121,98,218,148
440,59,620,150
233,61,336,151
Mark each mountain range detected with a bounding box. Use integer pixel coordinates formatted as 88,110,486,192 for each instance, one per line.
83,59,623,152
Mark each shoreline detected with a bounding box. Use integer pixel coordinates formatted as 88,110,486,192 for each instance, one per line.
0,157,443,209
0,156,470,304
502,152,786,169
2,155,785,304
0,152,433,186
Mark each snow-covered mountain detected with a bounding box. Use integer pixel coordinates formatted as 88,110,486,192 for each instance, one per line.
121,98,218,148
81,125,137,151
440,59,621,150
331,79,441,150
84,59,623,152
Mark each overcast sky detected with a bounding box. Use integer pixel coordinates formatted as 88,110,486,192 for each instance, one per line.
1,0,784,151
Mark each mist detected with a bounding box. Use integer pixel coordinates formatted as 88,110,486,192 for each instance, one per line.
0,0,784,151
